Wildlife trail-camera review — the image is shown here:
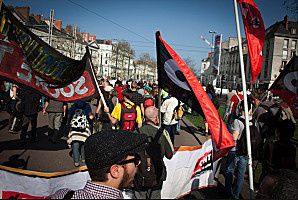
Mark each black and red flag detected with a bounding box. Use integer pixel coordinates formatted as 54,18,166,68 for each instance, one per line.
156,31,234,155
0,4,87,87
238,0,265,83
0,33,98,102
269,55,298,118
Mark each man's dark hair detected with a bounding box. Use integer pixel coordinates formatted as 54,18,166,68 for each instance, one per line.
88,166,110,182
88,153,132,182
115,80,122,87
131,81,138,89
239,99,252,112
122,89,133,100
236,85,243,92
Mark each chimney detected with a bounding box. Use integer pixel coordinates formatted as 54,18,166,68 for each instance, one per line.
65,24,73,34
33,14,42,23
284,15,288,30
15,6,30,22
54,19,62,31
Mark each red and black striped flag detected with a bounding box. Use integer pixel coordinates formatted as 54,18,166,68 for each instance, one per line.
156,31,234,155
269,55,298,118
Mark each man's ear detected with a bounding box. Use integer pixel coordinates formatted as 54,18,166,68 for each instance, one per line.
109,165,122,179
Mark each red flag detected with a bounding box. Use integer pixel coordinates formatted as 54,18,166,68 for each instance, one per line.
238,0,265,83
156,32,234,156
0,34,98,102
0,4,87,86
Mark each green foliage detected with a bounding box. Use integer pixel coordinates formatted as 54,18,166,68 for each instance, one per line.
185,106,225,129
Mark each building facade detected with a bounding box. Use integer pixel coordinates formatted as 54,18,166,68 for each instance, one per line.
257,16,298,90
201,16,298,91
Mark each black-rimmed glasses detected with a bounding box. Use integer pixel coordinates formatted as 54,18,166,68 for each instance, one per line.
117,154,141,166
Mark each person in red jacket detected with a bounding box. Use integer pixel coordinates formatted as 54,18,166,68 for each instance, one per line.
114,80,123,102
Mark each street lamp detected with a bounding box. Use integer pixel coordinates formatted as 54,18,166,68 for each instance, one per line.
209,30,216,87
209,30,216,53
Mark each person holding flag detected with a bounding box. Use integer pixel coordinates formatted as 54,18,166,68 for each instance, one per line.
155,31,235,198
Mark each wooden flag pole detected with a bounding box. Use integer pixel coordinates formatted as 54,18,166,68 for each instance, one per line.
233,0,254,199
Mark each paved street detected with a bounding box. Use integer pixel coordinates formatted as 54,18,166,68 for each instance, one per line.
0,108,205,172
0,106,249,198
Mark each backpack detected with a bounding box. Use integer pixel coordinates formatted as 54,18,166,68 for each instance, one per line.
174,104,185,120
70,108,88,130
120,102,137,132
236,118,263,160
134,127,165,190
234,94,242,117
144,97,154,108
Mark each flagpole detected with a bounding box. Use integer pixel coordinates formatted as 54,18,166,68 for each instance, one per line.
233,0,254,199
156,31,162,128
87,50,107,108
158,88,162,127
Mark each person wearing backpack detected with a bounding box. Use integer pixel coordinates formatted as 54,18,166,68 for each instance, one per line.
67,100,94,167
160,95,179,144
105,90,142,132
225,100,254,199
133,106,173,199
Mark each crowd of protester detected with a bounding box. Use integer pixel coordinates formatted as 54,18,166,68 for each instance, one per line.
0,79,297,199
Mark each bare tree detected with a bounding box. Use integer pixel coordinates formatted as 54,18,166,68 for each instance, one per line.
184,57,200,79
135,53,156,80
111,40,135,79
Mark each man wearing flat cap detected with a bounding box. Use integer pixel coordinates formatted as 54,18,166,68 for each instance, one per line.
49,130,148,199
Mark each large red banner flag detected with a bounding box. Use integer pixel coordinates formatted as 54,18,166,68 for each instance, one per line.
156,31,234,156
0,4,87,87
0,34,98,102
238,0,265,83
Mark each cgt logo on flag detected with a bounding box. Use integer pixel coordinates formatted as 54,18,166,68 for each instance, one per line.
191,151,213,178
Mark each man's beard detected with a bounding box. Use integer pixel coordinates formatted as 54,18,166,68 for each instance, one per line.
119,166,134,189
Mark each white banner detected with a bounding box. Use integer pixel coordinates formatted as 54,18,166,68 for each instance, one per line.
0,139,220,199
161,139,220,198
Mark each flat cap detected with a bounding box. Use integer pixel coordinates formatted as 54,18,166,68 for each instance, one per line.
85,130,148,170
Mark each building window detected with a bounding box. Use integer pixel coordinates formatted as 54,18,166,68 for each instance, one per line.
282,50,288,60
291,28,296,35
291,40,297,50
106,53,108,57
105,60,108,64
281,60,287,70
283,39,289,49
